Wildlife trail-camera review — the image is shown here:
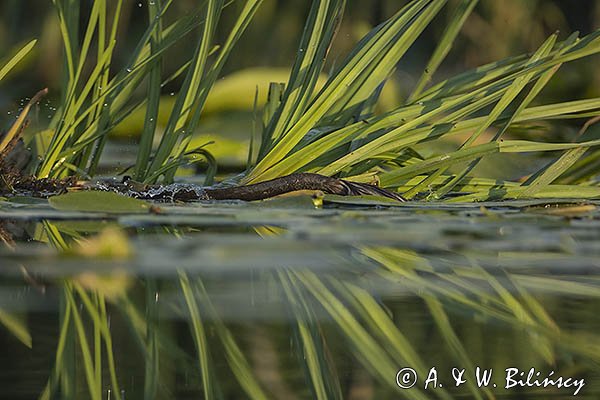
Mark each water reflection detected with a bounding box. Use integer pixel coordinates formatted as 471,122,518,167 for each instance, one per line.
1,201,599,399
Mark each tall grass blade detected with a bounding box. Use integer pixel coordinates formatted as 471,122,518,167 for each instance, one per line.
0,88,48,153
259,0,345,158
135,0,164,180
422,32,560,198
85,0,125,176
246,0,447,183
146,0,264,182
380,137,600,187
0,39,37,82
520,116,600,197
408,0,478,101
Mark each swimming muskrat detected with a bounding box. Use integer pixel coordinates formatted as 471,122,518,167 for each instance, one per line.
0,130,404,202
1,89,403,202
89,173,405,202
1,170,404,202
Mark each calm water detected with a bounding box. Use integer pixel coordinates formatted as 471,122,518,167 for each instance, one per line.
1,197,599,399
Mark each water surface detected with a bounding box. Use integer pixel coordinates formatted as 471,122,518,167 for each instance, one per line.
0,198,598,399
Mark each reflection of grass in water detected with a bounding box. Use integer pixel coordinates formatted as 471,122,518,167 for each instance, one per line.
35,223,122,400
180,271,270,399
1,1,599,201
279,270,344,400
0,219,599,397
366,245,600,379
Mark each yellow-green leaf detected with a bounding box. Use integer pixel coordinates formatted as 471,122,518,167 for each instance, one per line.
48,191,151,214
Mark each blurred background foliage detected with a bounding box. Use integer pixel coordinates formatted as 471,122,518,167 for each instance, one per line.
1,1,598,95
1,0,599,171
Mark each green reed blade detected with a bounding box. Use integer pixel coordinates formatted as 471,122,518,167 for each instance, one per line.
0,39,37,82
408,0,478,101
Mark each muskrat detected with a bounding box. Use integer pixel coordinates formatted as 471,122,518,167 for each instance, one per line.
1,133,403,202
1,89,403,203
89,173,405,202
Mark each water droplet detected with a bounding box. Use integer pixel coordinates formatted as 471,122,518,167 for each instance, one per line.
138,2,142,7
126,67,132,73
170,92,175,96
149,118,154,122
424,68,430,73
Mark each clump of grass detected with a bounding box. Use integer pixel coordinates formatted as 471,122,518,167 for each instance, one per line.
33,0,262,186
8,0,600,201
245,0,600,200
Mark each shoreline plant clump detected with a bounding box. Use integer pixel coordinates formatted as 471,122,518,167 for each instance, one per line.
1,0,600,202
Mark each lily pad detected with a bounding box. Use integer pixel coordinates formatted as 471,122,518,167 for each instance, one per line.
49,191,152,214
6,196,50,205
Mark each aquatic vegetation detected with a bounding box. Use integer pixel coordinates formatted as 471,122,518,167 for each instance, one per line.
1,1,600,399
0,0,597,201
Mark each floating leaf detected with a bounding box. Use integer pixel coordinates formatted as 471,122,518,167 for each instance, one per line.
49,191,152,214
